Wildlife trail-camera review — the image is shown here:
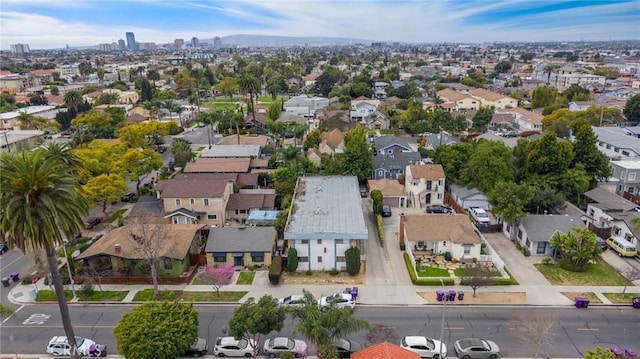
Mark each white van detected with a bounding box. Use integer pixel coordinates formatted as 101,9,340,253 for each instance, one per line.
606,236,637,257
469,207,491,225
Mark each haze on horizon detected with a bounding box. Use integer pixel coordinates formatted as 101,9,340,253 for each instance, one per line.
1,0,639,50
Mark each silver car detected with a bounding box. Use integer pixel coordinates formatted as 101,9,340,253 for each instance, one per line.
454,338,501,359
213,336,256,357
262,337,307,358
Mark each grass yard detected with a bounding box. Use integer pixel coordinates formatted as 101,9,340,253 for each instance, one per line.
534,259,628,286
417,265,450,277
201,101,239,112
603,292,639,303
36,290,128,302
107,209,127,223
561,292,602,304
236,271,255,285
132,288,247,302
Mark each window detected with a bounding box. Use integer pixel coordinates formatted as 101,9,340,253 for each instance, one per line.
622,151,629,156
335,239,343,244
317,256,323,263
525,239,531,247
537,242,547,255
213,254,226,262
189,198,195,205
438,179,444,186
251,252,264,262
203,198,209,206
298,256,309,262
437,193,442,199
463,246,471,255
629,173,637,181
301,239,309,244
317,239,322,244
517,228,523,239
336,256,345,262
175,199,181,206
163,258,173,269
426,181,432,190
207,214,217,220
239,209,247,214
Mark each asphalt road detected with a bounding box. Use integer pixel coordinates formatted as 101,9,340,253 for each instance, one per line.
2,304,639,357
0,249,32,309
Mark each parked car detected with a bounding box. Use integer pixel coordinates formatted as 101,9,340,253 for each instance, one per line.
156,146,166,153
262,337,307,358
469,207,491,225
213,336,256,357
595,236,607,251
400,336,447,359
426,205,453,214
360,187,368,198
186,337,209,357
47,336,106,357
318,293,356,310
0,242,8,255
121,192,135,202
382,205,392,217
334,339,360,358
84,217,101,229
277,294,306,308
453,338,500,359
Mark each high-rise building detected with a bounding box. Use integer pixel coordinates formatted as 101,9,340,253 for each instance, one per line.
191,37,200,48
213,36,222,50
125,32,138,51
10,43,30,54
118,39,126,51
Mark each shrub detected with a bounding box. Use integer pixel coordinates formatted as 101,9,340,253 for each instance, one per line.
370,189,383,215
329,268,340,276
522,247,531,257
399,243,406,251
515,243,523,250
375,214,384,246
80,282,94,297
268,256,282,285
135,260,151,275
472,257,478,264
541,257,552,265
305,270,313,276
345,247,361,275
21,275,35,285
286,248,298,272
163,291,177,300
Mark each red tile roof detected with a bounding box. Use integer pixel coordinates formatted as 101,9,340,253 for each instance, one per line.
351,342,420,359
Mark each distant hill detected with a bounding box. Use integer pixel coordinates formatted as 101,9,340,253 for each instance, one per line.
210,34,373,47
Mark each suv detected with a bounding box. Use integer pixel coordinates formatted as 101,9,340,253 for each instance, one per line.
469,207,491,225
121,192,135,202
47,336,102,357
0,242,8,255
84,217,101,229
382,205,392,217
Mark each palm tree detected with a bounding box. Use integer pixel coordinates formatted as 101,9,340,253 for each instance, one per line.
238,72,261,126
0,149,88,359
288,291,370,359
39,142,82,168
63,90,83,114
17,112,35,129
544,65,555,85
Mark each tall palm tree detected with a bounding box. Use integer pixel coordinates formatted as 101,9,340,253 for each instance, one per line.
543,65,555,85
17,112,35,129
63,90,83,114
0,149,88,359
238,72,261,126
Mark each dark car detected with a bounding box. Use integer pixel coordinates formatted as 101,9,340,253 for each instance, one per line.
382,205,392,217
360,188,368,198
426,205,453,214
0,242,8,255
595,236,607,251
121,192,135,202
156,146,166,153
334,339,361,358
84,217,101,229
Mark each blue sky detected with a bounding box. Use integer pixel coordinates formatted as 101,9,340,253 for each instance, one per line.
1,0,638,50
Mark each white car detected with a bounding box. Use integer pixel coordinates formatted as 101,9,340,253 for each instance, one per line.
469,207,491,225
213,336,256,357
400,336,447,359
318,293,356,310
277,294,306,308
46,336,101,357
263,337,308,358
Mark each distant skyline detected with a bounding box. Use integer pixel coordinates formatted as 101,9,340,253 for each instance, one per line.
1,0,639,50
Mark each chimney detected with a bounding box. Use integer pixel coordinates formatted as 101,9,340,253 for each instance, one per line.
114,244,121,254
399,213,405,245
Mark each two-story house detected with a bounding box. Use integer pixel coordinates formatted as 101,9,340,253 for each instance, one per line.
592,127,640,160
583,187,640,246
469,88,518,109
373,82,390,99
372,136,413,156
225,193,276,224
437,89,479,111
319,129,345,155
608,160,640,204
405,164,446,207
157,179,234,226
284,95,329,117
284,176,368,271
372,151,422,180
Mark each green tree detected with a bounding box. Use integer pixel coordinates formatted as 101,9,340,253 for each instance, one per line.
117,148,163,193
287,247,298,272
63,90,83,113
171,138,194,169
624,93,640,123
50,85,60,96
523,133,574,178
370,189,383,215
83,174,128,215
488,182,534,240
471,106,495,131
114,302,198,359
345,247,361,275
570,118,612,183
304,129,322,150
531,86,558,109
238,72,261,126
146,69,160,86
458,140,514,193
0,149,89,359
139,79,154,103
267,101,281,122
550,226,601,271
288,291,370,359
342,126,372,181
216,77,239,98
227,295,286,359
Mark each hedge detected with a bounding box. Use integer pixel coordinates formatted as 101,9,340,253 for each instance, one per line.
269,257,282,285
375,214,384,247
403,253,454,286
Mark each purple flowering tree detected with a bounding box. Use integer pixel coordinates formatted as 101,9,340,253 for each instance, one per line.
203,264,235,296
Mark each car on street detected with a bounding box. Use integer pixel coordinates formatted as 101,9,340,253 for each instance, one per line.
382,205,392,217
334,339,361,358
213,336,256,357
262,337,307,358
595,236,607,251
186,337,209,357
46,336,105,357
121,192,135,202
84,217,101,229
426,205,453,214
400,336,447,359
277,294,306,308
0,242,8,255
453,338,500,359
318,292,356,310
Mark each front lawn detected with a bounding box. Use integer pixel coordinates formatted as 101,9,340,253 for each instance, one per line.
416,265,450,277
561,292,602,304
603,292,639,303
133,288,247,302
534,259,628,286
36,290,128,302
236,271,255,285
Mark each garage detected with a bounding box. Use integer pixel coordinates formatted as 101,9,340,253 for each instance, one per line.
383,197,401,207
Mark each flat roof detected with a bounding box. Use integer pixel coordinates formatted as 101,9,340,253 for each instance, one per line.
284,176,368,240
200,145,261,158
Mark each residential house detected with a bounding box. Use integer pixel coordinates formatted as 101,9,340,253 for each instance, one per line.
82,90,103,104
205,226,276,267
225,193,276,224
102,88,140,104
372,151,422,180
351,342,420,359
0,74,27,91
306,148,323,165
350,100,386,129
0,130,45,153
448,184,491,210
405,164,446,207
157,179,234,226
368,178,407,207
199,145,261,158
304,74,319,87
217,134,273,147
608,160,640,203
496,108,543,132
319,128,345,155
469,88,518,109
401,214,482,266
76,224,205,276
373,82,389,99
171,172,259,189
583,187,640,246
592,127,640,160
436,89,479,111
243,109,267,130
183,158,252,173
372,136,413,156
284,95,329,117
0,105,58,130
504,214,584,256
284,176,368,271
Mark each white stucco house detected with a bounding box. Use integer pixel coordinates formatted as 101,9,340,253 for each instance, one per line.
405,164,446,207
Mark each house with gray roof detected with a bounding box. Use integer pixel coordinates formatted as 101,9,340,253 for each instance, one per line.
372,136,413,155
284,176,368,271
449,184,491,210
205,226,277,267
225,193,276,224
592,126,640,160
372,151,422,179
200,145,262,158
284,95,329,117
583,187,640,246
504,214,585,256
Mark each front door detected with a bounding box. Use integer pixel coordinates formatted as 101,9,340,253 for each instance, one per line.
425,193,432,204
233,255,244,266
